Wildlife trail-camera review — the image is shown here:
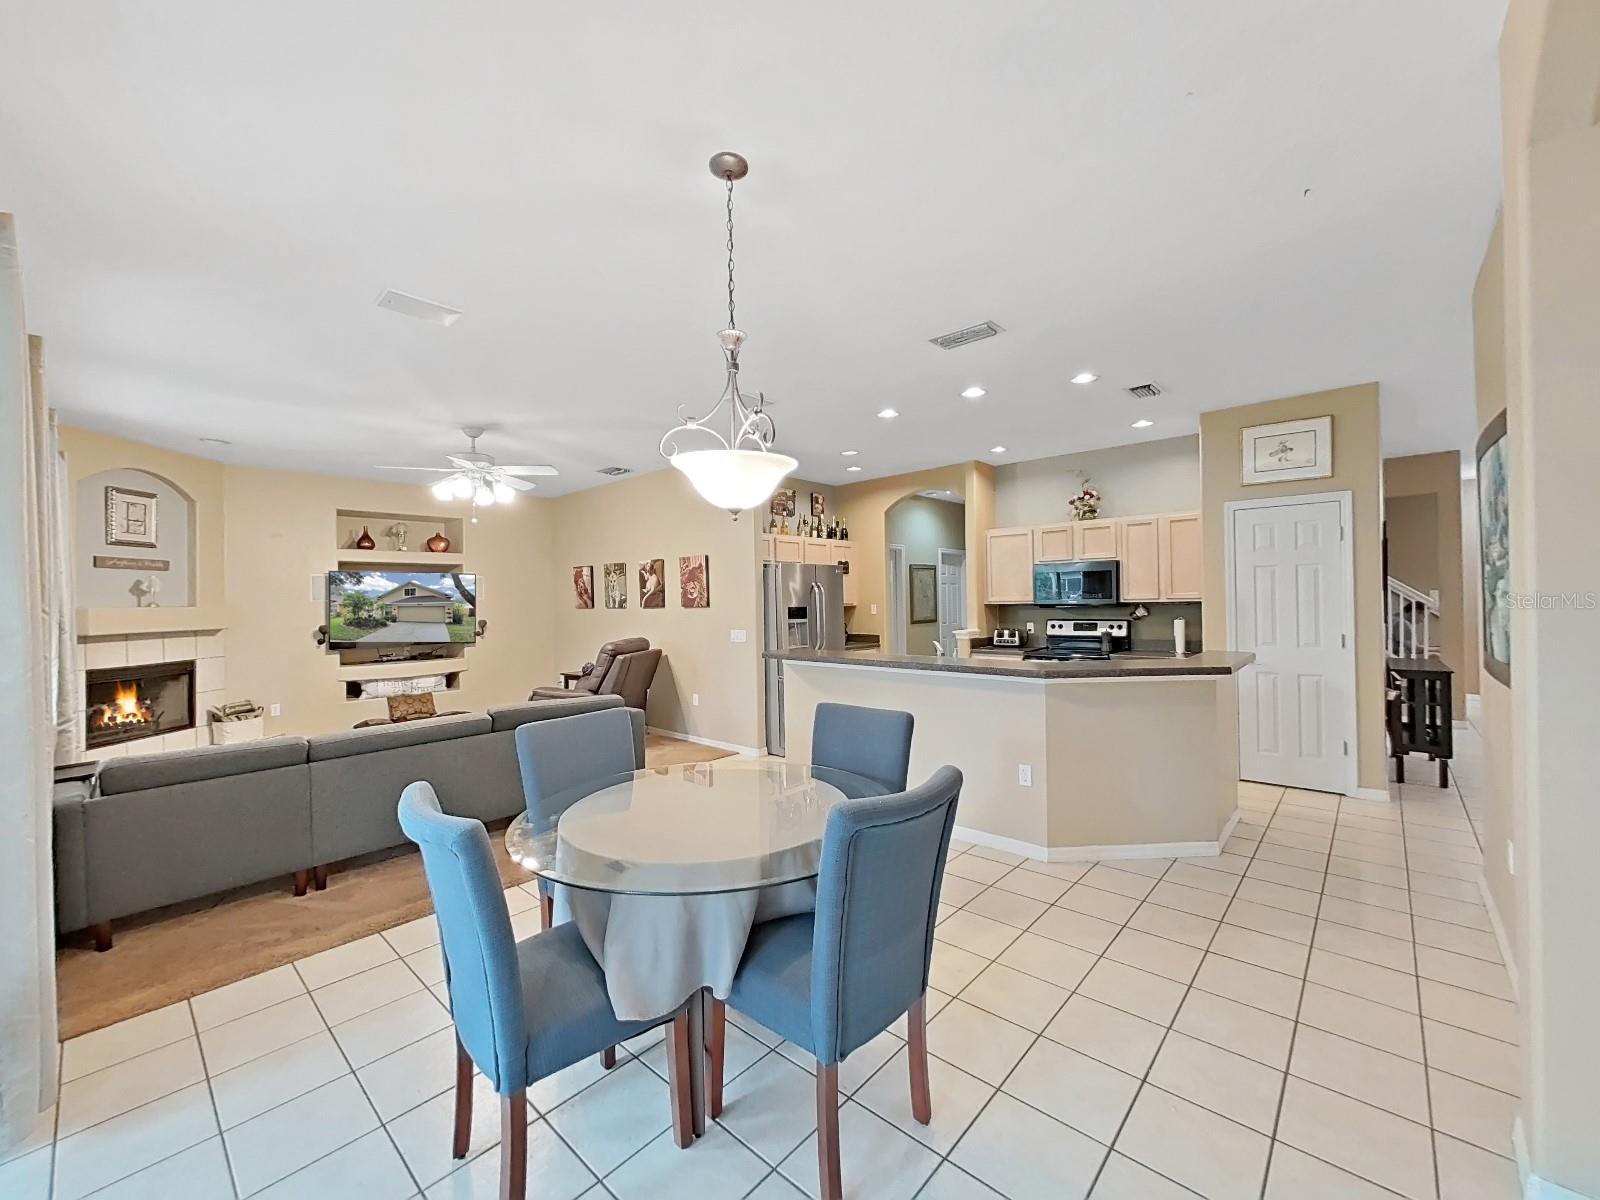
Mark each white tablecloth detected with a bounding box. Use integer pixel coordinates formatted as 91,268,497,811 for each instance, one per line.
556,881,816,1022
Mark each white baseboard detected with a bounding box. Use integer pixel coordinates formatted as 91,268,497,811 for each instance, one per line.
1479,869,1520,1002
954,808,1241,864
1348,786,1394,803
645,725,759,758
1512,1118,1596,1199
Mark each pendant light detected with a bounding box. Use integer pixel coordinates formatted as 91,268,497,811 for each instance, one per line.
660,152,797,516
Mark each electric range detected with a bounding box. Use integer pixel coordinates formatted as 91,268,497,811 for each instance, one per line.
1021,619,1131,661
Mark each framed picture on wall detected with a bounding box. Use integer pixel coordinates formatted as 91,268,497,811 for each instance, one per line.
572,566,594,610
1476,410,1510,685
1240,416,1333,485
603,562,628,609
810,492,826,518
105,485,159,548
770,488,796,518
909,564,937,624
639,558,666,608
678,555,710,608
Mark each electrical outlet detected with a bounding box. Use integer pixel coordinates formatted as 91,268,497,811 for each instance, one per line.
1507,840,1515,876
269,703,281,717
1026,622,1035,636
1018,764,1032,787
729,629,747,643
692,693,700,707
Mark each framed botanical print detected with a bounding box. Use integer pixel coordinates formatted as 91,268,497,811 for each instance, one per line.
909,564,937,624
1241,416,1333,485
105,486,158,548
1476,410,1510,685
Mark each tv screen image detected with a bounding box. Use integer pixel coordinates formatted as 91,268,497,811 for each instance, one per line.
327,570,477,647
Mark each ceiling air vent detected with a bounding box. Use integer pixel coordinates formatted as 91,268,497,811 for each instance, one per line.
375,289,463,326
1126,382,1162,400
929,321,1004,350
596,466,632,477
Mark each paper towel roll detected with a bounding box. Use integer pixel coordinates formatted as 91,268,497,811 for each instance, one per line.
1173,617,1187,656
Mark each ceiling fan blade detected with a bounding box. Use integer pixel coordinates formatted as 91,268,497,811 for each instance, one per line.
444,455,478,469
498,475,539,492
497,464,559,476
374,465,454,472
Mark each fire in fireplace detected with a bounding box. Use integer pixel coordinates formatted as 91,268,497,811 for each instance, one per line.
85,660,196,750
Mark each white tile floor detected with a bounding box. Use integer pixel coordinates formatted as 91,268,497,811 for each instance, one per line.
6,721,1521,1198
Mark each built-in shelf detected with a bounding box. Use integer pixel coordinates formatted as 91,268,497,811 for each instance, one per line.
337,658,466,683
336,508,465,560
343,671,463,702
333,549,465,570
78,605,232,637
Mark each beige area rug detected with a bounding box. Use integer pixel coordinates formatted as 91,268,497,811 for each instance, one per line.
56,732,736,1040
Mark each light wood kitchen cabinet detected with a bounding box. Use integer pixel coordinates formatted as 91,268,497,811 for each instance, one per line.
1119,516,1162,601
771,535,803,563
802,540,835,566
833,542,857,606
1033,523,1075,562
1160,513,1204,600
985,526,1036,604
1076,519,1120,560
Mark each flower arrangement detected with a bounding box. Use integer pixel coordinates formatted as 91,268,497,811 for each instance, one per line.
1068,480,1101,521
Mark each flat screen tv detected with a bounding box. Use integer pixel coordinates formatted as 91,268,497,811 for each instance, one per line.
327,570,478,649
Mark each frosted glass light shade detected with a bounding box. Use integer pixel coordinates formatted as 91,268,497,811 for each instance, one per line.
474,484,496,506
451,475,474,499
670,448,798,514
492,481,515,504
431,479,455,501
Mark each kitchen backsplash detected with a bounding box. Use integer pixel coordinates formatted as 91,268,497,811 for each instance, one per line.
995,602,1203,651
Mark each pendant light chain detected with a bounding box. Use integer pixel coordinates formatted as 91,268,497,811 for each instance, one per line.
725,174,737,332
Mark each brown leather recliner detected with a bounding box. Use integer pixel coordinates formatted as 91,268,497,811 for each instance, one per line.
530,637,662,710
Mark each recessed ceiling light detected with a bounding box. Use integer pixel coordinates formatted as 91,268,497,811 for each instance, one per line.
877,408,899,420
990,445,1007,454
961,386,986,400
840,449,859,456
1070,372,1098,385
1131,419,1154,429
845,465,862,472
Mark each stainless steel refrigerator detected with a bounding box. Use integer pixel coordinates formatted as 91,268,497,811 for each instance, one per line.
763,562,846,756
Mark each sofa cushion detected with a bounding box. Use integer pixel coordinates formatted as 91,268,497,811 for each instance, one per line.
307,712,491,762
487,693,624,732
97,736,310,795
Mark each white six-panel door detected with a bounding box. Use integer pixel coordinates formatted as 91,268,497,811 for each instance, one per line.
1229,494,1355,793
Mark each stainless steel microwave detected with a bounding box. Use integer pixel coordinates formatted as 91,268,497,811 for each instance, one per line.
1033,559,1121,606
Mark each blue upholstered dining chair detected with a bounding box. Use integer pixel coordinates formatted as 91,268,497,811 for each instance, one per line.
715,765,963,1200
515,707,638,930
398,782,694,1199
811,701,915,792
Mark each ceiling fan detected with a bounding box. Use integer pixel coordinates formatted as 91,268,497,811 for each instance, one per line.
377,426,557,507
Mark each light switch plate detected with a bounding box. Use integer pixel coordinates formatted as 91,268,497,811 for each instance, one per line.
871,604,878,615
692,693,700,707
729,629,747,643
1018,764,1032,786
269,703,281,717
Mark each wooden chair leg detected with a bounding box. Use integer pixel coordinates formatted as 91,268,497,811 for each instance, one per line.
601,1045,617,1070
539,891,554,931
293,869,310,897
664,1007,694,1148
500,1090,527,1200
90,921,113,952
907,995,932,1125
452,1035,473,1159
312,864,328,891
816,1064,843,1200
708,998,727,1118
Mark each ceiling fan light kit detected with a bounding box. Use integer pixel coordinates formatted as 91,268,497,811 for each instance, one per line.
660,152,797,517
383,426,556,518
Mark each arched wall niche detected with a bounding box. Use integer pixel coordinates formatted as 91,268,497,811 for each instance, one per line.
75,467,197,607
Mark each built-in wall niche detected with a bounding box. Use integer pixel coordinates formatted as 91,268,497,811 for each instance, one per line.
335,508,465,557
77,468,197,608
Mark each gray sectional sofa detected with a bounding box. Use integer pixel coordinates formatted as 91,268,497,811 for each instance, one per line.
53,693,640,948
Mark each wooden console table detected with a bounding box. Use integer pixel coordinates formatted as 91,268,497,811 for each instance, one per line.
1386,657,1454,787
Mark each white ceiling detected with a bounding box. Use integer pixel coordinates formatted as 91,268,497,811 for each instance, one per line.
1,1,1506,496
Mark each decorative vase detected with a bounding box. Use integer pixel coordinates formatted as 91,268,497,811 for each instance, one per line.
354,525,376,550
425,531,451,553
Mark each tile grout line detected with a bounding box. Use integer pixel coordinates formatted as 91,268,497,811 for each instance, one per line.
1402,780,1446,1200
186,999,245,1200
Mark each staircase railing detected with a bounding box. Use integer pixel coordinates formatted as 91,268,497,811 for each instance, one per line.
1387,576,1440,659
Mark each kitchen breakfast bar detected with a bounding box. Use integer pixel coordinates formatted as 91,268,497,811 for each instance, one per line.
771,648,1255,861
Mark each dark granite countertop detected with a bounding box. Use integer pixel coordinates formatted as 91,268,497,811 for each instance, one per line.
769,648,1254,679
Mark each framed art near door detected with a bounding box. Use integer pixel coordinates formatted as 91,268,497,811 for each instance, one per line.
1240,416,1333,485
1476,410,1510,685
908,564,937,624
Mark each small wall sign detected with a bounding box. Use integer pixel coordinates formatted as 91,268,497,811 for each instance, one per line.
92,555,171,572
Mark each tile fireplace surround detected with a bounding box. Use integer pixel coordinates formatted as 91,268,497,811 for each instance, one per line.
75,630,226,762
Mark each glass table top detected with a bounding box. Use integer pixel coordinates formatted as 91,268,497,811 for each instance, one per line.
503,759,882,896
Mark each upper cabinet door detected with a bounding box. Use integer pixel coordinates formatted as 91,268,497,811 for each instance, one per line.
1119,517,1161,601
985,527,1035,604
1076,520,1120,560
834,543,857,606
802,540,835,565
773,535,803,563
1160,512,1204,600
1033,523,1075,562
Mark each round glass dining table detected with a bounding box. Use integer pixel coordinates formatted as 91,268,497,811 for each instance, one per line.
502,758,883,1140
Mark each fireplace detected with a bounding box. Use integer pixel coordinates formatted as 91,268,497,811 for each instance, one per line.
85,660,197,750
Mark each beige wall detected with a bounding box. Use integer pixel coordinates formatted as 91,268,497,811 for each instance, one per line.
1199,383,1387,794
1497,2,1600,1190
1460,477,1482,697
993,434,1201,526
1384,450,1467,708
547,467,763,750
